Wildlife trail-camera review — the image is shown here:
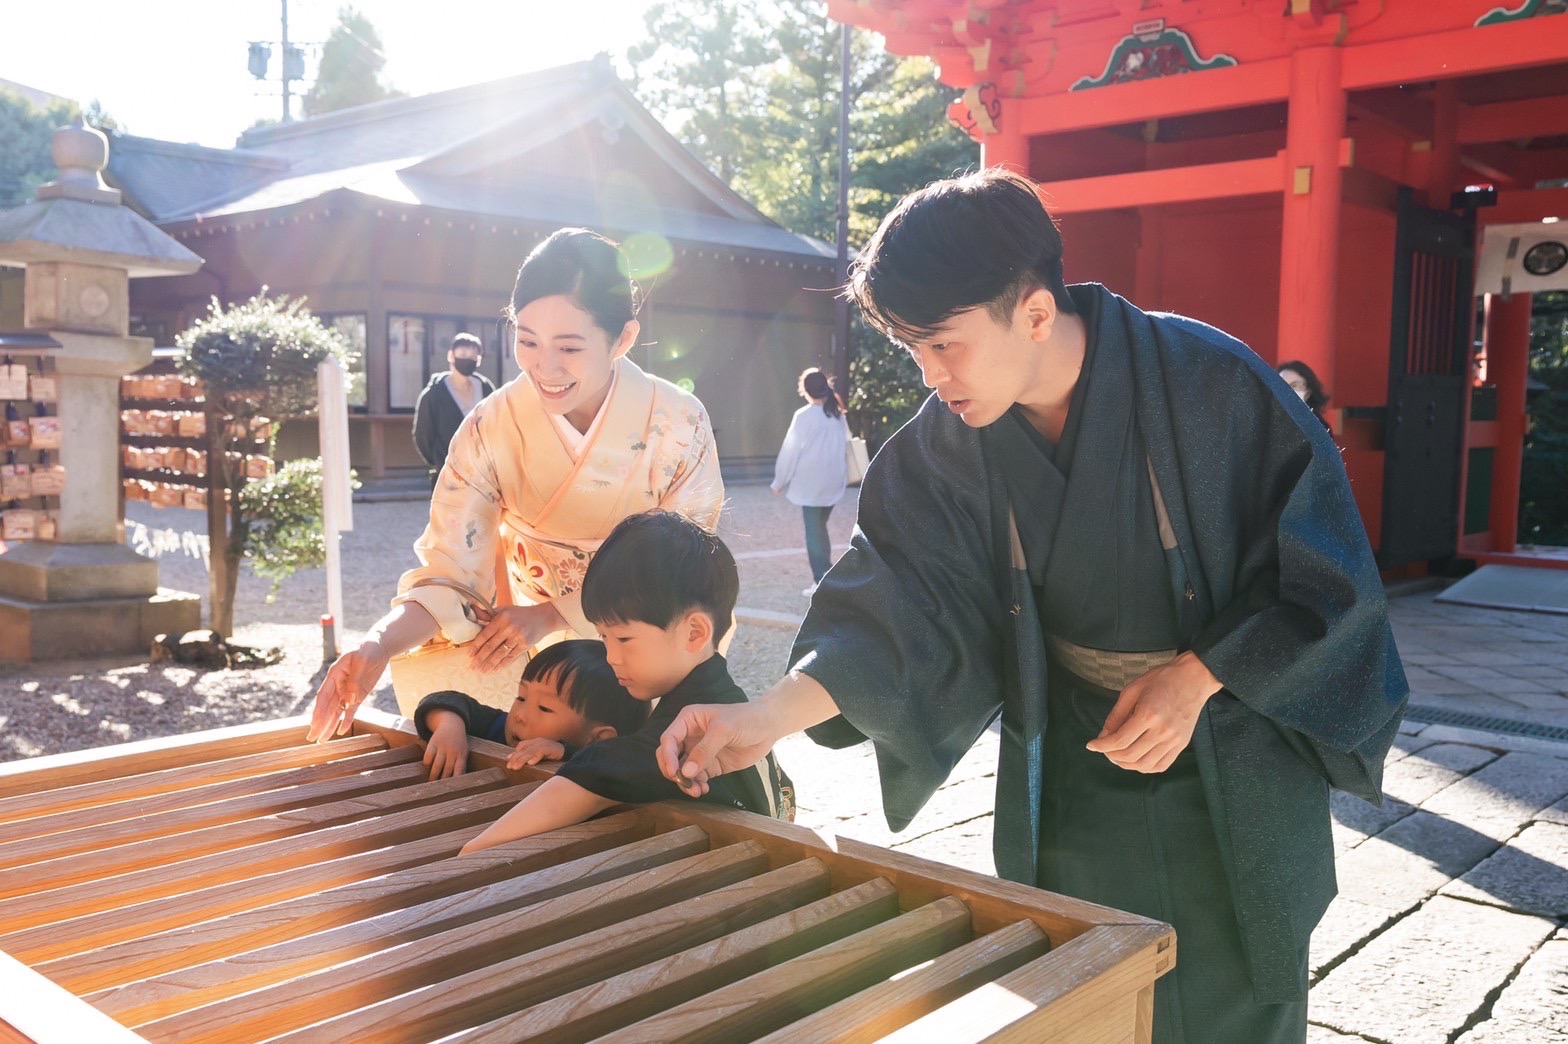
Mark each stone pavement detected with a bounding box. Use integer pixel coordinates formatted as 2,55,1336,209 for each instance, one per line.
714,484,1568,1044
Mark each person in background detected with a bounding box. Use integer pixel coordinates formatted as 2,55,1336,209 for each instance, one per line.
309,228,723,743
413,332,496,486
1276,359,1331,430
771,367,850,596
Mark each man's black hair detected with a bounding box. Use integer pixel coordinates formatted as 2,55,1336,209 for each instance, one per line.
847,166,1076,344
581,511,738,641
521,638,648,738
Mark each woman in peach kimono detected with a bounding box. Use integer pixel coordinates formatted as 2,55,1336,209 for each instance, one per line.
309,229,722,739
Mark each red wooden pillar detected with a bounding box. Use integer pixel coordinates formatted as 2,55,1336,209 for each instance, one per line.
1426,80,1461,207
1485,292,1532,552
982,129,1031,175
1277,45,1346,394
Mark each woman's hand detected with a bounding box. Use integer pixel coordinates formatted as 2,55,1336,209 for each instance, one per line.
467,603,567,673
307,640,390,742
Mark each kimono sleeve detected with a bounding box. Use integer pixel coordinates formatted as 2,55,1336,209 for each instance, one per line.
656,397,724,531
394,407,505,643
793,404,1009,831
1187,371,1406,799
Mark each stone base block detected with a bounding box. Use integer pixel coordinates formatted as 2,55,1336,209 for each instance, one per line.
0,541,158,602
0,587,201,663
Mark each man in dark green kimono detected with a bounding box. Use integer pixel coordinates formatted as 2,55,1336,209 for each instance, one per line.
656,168,1407,1042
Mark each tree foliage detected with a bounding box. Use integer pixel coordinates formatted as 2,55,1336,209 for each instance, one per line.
0,89,122,210
240,459,357,599
177,292,357,633
302,6,401,117
626,0,977,448
0,89,79,210
1520,289,1568,546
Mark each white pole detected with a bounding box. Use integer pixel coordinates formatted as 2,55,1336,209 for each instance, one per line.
317,359,353,653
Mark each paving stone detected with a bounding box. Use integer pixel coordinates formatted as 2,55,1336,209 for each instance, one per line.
1540,796,1568,827
1310,894,1401,980
1307,1024,1367,1042
1502,664,1568,680
1335,813,1498,911
1331,789,1413,838
1331,818,1370,856
1310,895,1556,1043
833,772,997,851
1382,742,1498,805
1427,665,1520,687
1389,732,1440,761
1454,930,1568,1044
1423,752,1568,839
891,818,995,877
1442,822,1568,918
1417,726,1568,761
1397,719,1428,736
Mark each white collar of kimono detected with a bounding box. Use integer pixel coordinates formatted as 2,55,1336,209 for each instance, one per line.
547,365,618,457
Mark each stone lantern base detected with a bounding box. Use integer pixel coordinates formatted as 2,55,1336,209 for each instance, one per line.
0,542,201,662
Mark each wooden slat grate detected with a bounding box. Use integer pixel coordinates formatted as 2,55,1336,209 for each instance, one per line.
0,715,1173,1043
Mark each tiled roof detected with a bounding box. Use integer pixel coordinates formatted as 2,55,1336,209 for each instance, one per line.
102,57,831,260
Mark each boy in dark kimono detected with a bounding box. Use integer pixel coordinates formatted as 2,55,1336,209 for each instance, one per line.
414,639,649,779
460,511,791,854
656,169,1407,1042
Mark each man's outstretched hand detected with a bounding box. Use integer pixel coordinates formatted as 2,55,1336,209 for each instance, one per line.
656,670,841,795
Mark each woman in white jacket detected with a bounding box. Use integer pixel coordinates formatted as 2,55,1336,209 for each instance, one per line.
771,368,850,596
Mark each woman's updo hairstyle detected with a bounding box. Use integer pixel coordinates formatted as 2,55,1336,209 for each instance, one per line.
798,367,844,418
507,228,640,338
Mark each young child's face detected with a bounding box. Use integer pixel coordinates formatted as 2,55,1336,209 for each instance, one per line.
595,618,701,701
505,674,595,748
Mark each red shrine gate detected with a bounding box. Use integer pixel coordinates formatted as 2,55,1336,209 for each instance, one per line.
828,0,1568,570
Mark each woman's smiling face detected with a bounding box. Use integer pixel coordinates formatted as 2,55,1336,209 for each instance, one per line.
514,294,637,432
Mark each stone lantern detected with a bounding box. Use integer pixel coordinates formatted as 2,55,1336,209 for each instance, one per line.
0,120,203,661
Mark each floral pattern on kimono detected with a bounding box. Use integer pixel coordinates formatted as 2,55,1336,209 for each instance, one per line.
394,357,723,643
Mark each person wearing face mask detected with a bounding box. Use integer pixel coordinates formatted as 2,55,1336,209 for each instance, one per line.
412,333,497,487
310,228,724,736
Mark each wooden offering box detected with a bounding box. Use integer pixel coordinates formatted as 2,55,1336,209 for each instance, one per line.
0,712,1173,1042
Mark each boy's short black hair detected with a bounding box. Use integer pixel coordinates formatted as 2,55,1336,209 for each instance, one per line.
847,166,1076,345
522,639,648,738
581,511,738,641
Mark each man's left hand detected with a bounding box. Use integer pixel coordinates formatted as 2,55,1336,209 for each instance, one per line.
1085,651,1223,773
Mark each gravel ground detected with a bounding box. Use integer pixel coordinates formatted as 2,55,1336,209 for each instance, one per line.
0,483,861,766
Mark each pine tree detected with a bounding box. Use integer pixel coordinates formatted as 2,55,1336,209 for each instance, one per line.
301,7,402,117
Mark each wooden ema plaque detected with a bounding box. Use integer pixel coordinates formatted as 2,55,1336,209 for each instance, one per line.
0,711,1173,1042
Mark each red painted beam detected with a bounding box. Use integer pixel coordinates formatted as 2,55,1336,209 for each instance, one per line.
1039,154,1283,213
1342,17,1568,90
1459,96,1568,146
1480,186,1568,224
1016,59,1291,137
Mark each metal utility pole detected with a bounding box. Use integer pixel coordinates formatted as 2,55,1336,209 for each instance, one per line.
281,0,293,122
834,22,852,399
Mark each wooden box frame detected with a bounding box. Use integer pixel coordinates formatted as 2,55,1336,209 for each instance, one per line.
0,710,1173,1042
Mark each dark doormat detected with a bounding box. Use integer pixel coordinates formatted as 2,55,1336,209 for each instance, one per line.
1435,564,1568,616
